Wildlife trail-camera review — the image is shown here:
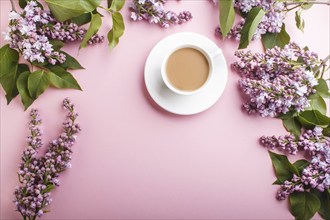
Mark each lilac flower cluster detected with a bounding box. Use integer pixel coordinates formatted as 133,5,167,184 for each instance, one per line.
261,127,330,156
39,21,104,45
129,0,192,28
3,1,103,65
3,1,65,64
233,42,320,117
214,0,285,40
260,134,298,155
262,127,330,200
13,98,80,220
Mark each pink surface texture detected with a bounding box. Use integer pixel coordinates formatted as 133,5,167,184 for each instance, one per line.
1,1,329,219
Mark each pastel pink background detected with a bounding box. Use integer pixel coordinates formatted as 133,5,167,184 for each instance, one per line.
1,0,329,219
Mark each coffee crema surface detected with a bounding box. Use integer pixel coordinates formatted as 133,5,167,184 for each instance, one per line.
166,48,209,91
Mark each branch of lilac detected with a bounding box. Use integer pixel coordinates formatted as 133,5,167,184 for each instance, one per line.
10,0,16,11
13,98,81,220
285,1,330,6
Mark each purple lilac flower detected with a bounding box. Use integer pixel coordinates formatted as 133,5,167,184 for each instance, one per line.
298,127,330,156
260,134,298,155
261,127,330,200
129,0,192,28
38,19,104,44
3,1,103,65
4,1,64,64
276,175,305,200
233,42,320,117
261,127,330,155
13,98,81,220
276,154,330,200
214,0,285,41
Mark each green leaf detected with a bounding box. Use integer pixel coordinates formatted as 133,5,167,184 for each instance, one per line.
303,46,310,51
48,66,82,90
71,13,92,26
107,12,125,50
301,3,313,10
314,78,330,98
297,56,305,63
269,151,299,184
17,71,35,110
19,0,43,9
295,10,305,32
298,110,330,128
5,64,30,104
19,0,27,9
31,61,47,68
308,94,327,114
0,45,19,78
219,0,235,38
262,24,290,49
17,64,30,73
80,12,102,49
278,111,297,120
272,179,282,185
59,52,84,70
239,7,265,49
27,70,50,99
110,0,125,12
0,45,20,104
43,184,55,193
323,126,330,137
293,159,309,173
45,0,101,22
282,117,302,139
49,40,65,51
318,191,330,220
107,0,113,8
1,72,20,104
289,192,320,220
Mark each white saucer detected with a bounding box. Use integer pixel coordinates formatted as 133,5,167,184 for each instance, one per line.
144,32,228,115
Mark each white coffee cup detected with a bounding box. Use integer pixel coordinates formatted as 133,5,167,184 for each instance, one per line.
161,44,222,95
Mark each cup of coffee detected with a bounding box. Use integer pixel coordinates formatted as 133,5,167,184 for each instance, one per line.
161,44,221,95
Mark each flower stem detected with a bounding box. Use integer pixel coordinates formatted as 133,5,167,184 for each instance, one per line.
98,5,113,14
29,62,34,72
285,1,330,7
285,5,302,11
10,0,16,11
320,66,325,78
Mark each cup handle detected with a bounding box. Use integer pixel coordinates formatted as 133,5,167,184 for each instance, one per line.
210,48,222,59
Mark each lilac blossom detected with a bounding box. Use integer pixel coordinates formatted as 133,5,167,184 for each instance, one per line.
261,127,330,156
38,18,104,44
129,0,192,28
232,42,320,117
13,98,81,220
3,1,103,65
261,127,330,200
214,0,286,41
260,134,298,155
276,152,330,200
